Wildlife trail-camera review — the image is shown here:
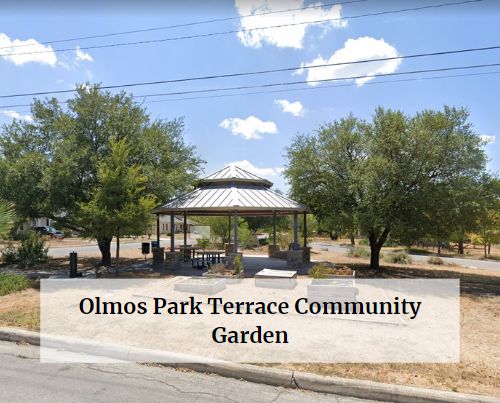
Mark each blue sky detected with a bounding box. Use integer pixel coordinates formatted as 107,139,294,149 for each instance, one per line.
1,0,499,191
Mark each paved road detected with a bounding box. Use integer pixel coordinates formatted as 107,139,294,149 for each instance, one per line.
48,239,184,258
310,242,500,273
49,240,500,273
0,341,373,403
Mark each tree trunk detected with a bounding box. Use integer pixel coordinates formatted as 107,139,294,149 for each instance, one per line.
458,240,464,255
437,240,441,255
369,243,381,270
116,231,120,260
97,236,112,266
350,233,355,246
484,242,487,259
368,227,390,270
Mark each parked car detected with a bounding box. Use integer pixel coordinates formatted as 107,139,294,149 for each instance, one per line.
32,226,65,239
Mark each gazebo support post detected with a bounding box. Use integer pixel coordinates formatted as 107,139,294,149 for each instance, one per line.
293,211,299,250
170,213,175,252
183,212,187,247
233,210,238,253
228,213,231,241
156,214,160,247
303,212,307,247
273,211,277,246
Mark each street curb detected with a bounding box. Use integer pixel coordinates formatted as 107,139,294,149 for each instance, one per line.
0,327,497,403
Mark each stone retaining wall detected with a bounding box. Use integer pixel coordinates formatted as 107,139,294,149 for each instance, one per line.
268,244,280,258
164,251,181,270
152,247,165,270
286,249,304,269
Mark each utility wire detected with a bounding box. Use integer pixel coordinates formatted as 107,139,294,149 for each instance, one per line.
0,0,483,57
5,69,500,114
1,44,499,100
129,62,500,98
0,62,499,109
145,70,500,103
0,0,368,50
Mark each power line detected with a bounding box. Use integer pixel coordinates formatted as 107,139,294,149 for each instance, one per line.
1,43,499,100
0,62,499,109
0,0,368,50
130,62,500,98
145,70,500,103
4,69,500,115
0,0,483,57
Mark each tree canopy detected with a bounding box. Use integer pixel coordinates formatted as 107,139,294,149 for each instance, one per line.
285,106,489,269
0,85,204,265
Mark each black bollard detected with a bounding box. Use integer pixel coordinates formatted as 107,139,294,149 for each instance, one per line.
69,252,82,278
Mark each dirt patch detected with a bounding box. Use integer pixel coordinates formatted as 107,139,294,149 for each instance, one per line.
0,288,39,330
270,294,500,397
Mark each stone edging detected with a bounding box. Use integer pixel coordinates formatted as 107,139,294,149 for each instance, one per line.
0,327,497,403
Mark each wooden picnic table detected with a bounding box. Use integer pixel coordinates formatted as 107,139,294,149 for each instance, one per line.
194,250,224,268
177,245,201,261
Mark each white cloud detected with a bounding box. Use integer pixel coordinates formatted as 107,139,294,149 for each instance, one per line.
298,36,401,86
274,99,304,116
220,115,278,140
480,135,496,144
225,160,284,178
0,110,33,122
0,33,57,66
235,0,346,49
75,46,93,62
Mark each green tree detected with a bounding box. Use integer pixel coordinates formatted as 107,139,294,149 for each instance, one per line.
474,176,500,258
78,139,155,265
0,199,16,239
285,107,487,269
0,85,203,265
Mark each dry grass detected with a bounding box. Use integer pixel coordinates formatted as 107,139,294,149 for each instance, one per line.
1,240,499,396
270,295,500,397
0,288,39,330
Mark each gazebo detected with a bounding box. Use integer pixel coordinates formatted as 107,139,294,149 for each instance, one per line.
151,166,309,268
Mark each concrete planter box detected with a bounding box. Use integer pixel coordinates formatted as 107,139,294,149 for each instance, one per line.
174,278,226,295
255,269,297,289
202,271,244,283
307,277,358,302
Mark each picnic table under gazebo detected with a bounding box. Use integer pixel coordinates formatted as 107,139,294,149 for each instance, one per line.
151,165,310,271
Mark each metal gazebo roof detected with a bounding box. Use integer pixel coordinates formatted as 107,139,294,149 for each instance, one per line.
152,165,306,216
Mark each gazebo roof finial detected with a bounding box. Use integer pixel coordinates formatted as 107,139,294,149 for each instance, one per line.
199,165,273,187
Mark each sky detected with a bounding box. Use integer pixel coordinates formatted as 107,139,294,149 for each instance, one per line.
1,0,499,192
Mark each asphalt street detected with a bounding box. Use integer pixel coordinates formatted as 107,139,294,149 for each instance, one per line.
47,239,181,258
47,240,500,272
0,341,374,403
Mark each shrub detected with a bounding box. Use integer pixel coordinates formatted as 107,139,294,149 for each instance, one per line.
1,232,48,268
384,251,412,264
208,262,227,274
428,256,444,265
232,254,244,274
358,239,369,246
347,246,370,258
308,264,354,278
278,232,292,250
0,273,32,296
1,244,18,265
197,238,210,250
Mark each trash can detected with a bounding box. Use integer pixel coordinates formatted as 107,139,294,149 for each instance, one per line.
142,242,150,255
151,241,159,249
